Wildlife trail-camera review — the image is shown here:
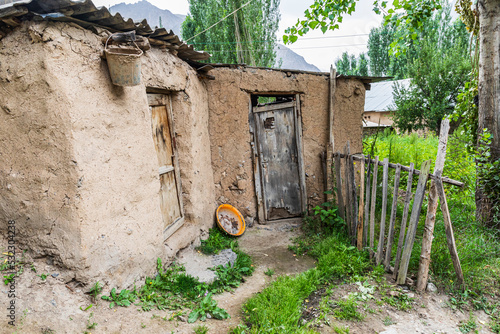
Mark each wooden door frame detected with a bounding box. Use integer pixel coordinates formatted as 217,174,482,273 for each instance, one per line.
147,93,185,240
249,93,307,223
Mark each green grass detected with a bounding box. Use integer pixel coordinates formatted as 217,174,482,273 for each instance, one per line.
100,228,253,323
197,228,238,255
364,129,500,331
333,295,365,321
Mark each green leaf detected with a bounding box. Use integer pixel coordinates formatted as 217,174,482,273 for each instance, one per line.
188,310,200,323
290,35,298,43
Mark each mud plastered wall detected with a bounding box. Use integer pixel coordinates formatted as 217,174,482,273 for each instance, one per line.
206,67,365,221
0,21,214,287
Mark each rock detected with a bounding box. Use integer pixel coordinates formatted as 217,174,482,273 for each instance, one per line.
407,293,415,298
212,249,237,268
389,291,400,297
51,273,59,278
427,282,438,293
178,315,187,322
206,313,212,319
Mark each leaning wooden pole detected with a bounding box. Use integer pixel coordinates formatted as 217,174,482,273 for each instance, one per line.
369,156,379,258
376,158,389,265
417,119,451,292
384,163,401,271
397,160,432,285
436,176,465,287
393,163,415,280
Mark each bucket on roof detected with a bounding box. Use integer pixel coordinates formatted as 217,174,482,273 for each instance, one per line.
104,33,143,86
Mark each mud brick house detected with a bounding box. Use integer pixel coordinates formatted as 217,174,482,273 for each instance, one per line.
0,0,384,288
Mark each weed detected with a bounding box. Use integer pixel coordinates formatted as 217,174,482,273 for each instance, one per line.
86,312,97,330
459,312,478,333
383,293,414,311
197,228,237,255
101,287,137,308
141,322,146,328
3,273,15,285
188,293,230,323
333,295,365,321
38,273,48,281
383,316,393,326
264,268,275,276
41,329,55,334
89,281,103,299
333,324,350,334
193,324,209,334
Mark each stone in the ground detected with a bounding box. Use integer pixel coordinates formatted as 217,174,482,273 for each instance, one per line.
427,282,438,293
212,249,237,268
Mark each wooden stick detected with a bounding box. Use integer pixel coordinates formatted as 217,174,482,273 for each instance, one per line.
417,119,450,292
349,150,359,244
393,163,414,280
363,155,372,247
344,144,352,238
369,156,379,258
384,163,401,270
436,176,465,287
332,153,463,188
334,153,345,220
357,158,365,250
326,67,336,202
397,160,432,285
376,158,390,265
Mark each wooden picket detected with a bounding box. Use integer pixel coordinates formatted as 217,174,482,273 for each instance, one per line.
331,137,465,288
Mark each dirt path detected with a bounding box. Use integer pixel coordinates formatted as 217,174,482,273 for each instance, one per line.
0,221,494,333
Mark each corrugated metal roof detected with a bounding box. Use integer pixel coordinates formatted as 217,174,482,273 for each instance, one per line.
364,78,411,112
0,0,210,62
363,120,391,128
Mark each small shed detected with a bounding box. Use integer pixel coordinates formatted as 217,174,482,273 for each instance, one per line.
0,0,383,288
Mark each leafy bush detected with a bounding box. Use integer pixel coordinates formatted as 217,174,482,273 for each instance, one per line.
197,228,238,255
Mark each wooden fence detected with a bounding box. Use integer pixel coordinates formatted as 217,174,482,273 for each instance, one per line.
331,119,465,291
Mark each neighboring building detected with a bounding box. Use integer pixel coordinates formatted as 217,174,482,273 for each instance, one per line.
0,0,383,290
363,78,411,135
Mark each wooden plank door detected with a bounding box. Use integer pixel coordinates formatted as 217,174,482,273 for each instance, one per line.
253,101,303,220
148,94,183,239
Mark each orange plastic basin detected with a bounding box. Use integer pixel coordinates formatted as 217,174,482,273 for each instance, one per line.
216,204,246,236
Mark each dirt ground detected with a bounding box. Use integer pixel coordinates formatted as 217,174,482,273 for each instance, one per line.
0,221,494,333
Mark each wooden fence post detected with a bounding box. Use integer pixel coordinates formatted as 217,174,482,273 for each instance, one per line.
357,157,365,250
363,155,372,247
334,153,345,220
436,176,465,287
369,156,379,258
376,158,389,265
384,163,401,271
393,162,415,280
417,119,451,292
344,144,352,238
397,160,432,285
349,151,359,243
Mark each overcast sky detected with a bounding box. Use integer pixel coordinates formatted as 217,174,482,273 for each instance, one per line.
92,0,382,71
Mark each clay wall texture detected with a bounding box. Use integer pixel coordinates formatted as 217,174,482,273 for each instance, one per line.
0,20,364,288
0,21,215,288
206,67,365,220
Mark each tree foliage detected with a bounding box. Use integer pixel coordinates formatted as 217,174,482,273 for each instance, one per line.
391,6,471,135
335,52,369,76
182,0,280,67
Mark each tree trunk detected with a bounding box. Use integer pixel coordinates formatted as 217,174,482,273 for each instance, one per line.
477,0,500,226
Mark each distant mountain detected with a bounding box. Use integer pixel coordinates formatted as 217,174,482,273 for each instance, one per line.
109,1,321,72
109,0,185,33
275,44,321,72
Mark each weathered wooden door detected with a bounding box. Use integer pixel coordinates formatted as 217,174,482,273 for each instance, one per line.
253,100,304,220
148,94,184,239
